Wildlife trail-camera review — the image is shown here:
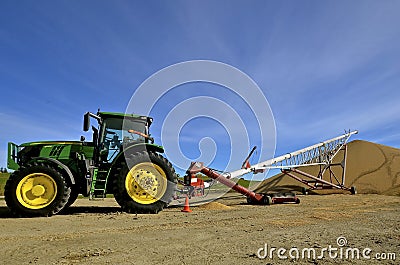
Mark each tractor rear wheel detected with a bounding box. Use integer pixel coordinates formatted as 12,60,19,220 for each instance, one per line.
60,186,79,214
4,162,71,217
112,151,177,214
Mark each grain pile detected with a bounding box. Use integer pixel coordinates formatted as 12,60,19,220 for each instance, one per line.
254,140,400,196
197,202,232,210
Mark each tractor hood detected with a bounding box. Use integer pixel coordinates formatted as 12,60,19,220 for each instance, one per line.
19,141,84,147
7,140,95,171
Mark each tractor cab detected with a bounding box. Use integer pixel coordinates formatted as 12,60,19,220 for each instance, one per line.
83,111,154,164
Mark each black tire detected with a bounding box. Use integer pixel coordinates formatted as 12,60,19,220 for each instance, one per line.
60,186,79,214
246,196,253,204
112,151,177,214
301,187,308,195
67,187,79,207
350,186,357,195
4,162,71,217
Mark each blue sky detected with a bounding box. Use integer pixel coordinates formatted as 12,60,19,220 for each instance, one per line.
1,1,399,177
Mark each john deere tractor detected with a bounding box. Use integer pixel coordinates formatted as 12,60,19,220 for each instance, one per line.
5,111,177,217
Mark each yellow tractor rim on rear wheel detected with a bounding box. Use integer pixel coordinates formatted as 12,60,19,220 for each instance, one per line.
125,162,167,205
16,173,57,209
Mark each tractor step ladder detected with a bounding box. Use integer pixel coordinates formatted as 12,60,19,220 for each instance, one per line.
226,130,358,193
89,169,109,200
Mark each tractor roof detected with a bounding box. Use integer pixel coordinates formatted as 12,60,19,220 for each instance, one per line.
98,112,153,125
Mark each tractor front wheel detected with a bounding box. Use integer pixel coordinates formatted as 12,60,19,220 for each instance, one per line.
113,151,177,214
4,162,71,217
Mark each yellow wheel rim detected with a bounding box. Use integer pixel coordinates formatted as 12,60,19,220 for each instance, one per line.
16,173,57,209
125,162,167,205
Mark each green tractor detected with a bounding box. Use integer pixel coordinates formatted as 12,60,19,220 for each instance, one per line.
5,111,177,217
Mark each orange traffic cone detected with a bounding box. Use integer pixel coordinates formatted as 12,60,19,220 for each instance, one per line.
181,195,192,213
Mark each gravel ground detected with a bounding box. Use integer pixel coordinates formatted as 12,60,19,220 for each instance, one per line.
0,193,399,265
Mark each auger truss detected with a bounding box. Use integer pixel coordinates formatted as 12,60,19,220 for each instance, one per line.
227,130,358,193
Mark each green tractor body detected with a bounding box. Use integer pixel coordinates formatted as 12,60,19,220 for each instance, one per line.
5,111,177,217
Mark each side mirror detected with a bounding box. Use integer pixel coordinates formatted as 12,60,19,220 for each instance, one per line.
83,112,90,131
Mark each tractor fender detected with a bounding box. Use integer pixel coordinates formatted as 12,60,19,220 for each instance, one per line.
110,143,164,171
121,143,164,157
32,157,76,185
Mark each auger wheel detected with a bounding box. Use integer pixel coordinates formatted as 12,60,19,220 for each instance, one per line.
112,151,177,214
4,162,71,217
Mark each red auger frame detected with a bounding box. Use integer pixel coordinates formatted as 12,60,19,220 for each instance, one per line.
185,162,300,205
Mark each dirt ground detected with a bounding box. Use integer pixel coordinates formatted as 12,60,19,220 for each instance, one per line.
0,193,399,265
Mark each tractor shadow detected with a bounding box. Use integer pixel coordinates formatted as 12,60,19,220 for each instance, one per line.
0,194,247,218
61,206,123,215
0,206,123,218
0,206,13,218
